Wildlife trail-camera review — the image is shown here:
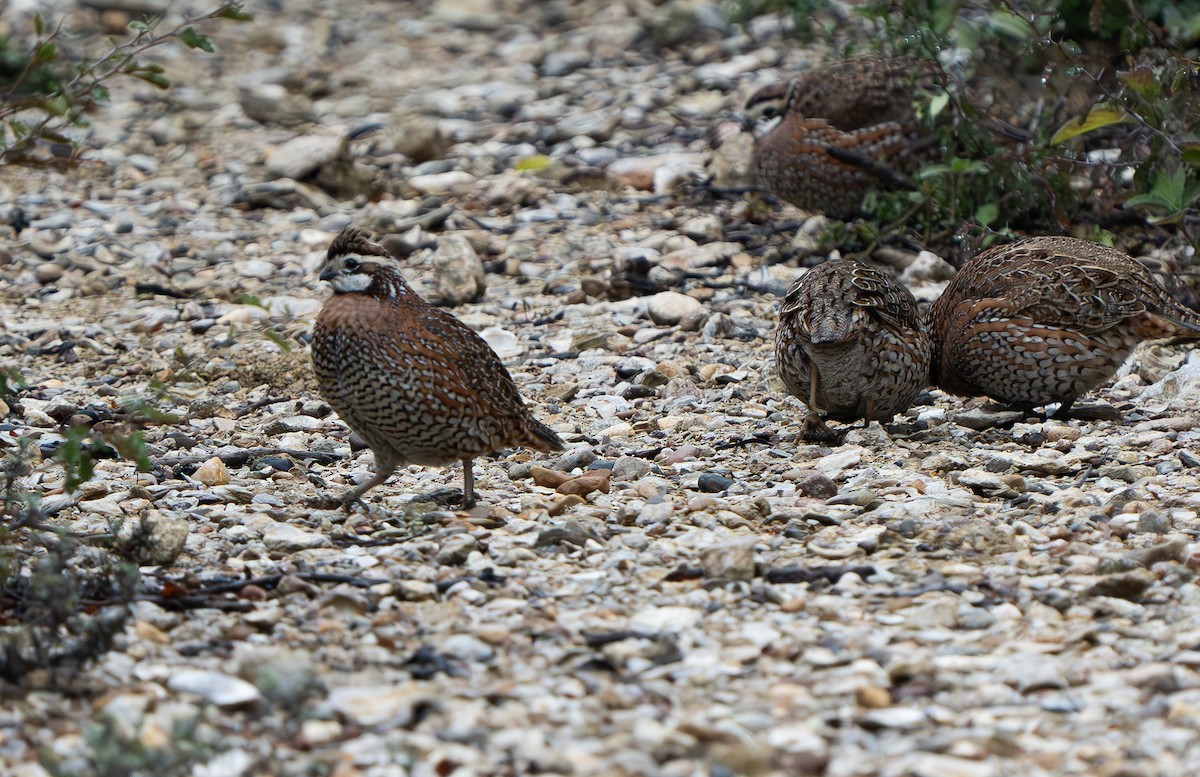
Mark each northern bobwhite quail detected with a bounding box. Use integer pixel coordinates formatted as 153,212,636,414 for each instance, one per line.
930,235,1200,418
745,56,942,220
311,227,565,509
775,259,932,441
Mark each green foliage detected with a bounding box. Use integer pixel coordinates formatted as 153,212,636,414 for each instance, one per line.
726,0,1200,251
0,3,251,163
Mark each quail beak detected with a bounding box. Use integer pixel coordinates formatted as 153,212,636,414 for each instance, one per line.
733,111,752,132
319,267,337,282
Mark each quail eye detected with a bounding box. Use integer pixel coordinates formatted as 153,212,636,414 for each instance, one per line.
344,257,360,271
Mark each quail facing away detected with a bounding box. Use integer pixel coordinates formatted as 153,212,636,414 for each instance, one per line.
775,259,932,441
745,56,941,220
930,235,1200,418
311,227,564,509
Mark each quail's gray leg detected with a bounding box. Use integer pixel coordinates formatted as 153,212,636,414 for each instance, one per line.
320,452,397,512
461,458,476,508
1050,397,1076,421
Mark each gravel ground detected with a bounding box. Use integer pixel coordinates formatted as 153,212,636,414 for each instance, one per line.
3,1,1200,776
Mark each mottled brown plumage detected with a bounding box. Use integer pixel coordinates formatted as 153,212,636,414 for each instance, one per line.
311,227,564,509
775,259,931,440
930,235,1200,418
746,56,942,220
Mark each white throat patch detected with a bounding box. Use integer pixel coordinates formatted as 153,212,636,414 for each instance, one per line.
332,271,373,293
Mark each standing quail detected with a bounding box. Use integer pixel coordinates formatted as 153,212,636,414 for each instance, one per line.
775,259,932,441
311,227,564,509
745,56,942,220
930,235,1200,418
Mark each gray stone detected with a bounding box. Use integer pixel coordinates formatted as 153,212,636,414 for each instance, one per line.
433,234,485,304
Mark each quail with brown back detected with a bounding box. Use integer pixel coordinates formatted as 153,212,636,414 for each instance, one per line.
745,56,942,220
775,258,932,441
930,235,1200,418
311,227,564,509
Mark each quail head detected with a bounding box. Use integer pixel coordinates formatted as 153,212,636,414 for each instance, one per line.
311,227,564,509
930,235,1200,418
745,56,942,220
775,258,932,441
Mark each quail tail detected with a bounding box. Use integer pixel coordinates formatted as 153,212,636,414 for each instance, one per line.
520,418,566,452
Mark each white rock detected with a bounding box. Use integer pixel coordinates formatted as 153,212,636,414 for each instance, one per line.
629,605,701,633
906,752,997,777
408,170,476,195
900,249,957,284
264,135,344,180
585,394,632,419
1140,350,1200,405
236,259,276,280
480,326,523,359
440,634,495,661
328,684,433,727
263,295,323,318
193,748,253,777
263,521,329,552
433,233,485,305
606,153,707,191
647,291,702,326
167,670,262,707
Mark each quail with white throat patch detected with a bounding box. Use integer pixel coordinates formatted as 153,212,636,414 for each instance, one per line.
311,227,564,509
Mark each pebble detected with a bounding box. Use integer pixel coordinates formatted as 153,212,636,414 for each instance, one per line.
193,457,230,486
647,290,703,326
167,671,262,707
700,536,756,581
432,234,485,304
264,135,345,180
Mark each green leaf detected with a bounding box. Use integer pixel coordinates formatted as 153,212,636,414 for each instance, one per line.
987,10,1033,40
39,95,69,116
33,41,57,63
1050,104,1129,144
514,154,552,172
1118,67,1159,100
128,65,170,89
974,202,999,226
916,163,954,180
0,367,26,399
927,90,950,119
34,13,43,35
128,19,149,32
178,27,214,52
1181,145,1200,167
58,426,96,494
263,329,293,352
217,4,254,21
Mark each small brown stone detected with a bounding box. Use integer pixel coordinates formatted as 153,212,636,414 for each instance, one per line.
557,469,611,496
855,685,892,708
530,466,573,488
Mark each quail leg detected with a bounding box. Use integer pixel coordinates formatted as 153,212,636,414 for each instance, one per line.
1050,397,1076,421
461,458,476,508
310,452,397,512
800,412,839,443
